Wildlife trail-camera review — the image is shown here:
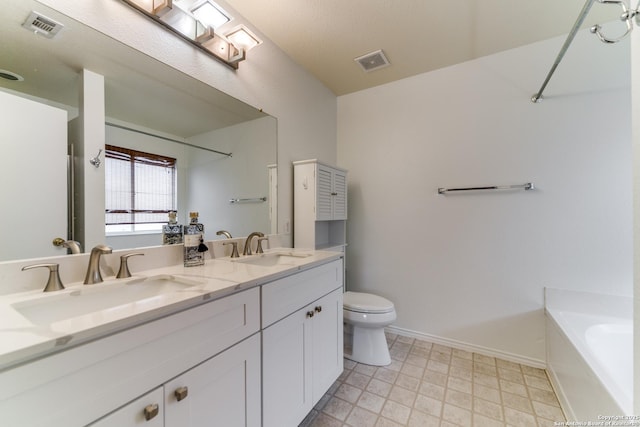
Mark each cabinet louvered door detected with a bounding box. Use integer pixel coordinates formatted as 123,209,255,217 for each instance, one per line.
316,167,334,220
332,171,347,220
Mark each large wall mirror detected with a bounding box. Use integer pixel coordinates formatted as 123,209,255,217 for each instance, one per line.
0,0,277,262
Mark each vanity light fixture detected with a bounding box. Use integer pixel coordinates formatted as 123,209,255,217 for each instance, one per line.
224,25,262,51
120,0,246,69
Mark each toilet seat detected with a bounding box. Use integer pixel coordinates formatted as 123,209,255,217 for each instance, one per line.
343,291,394,314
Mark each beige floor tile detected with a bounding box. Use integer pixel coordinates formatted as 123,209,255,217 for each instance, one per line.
322,396,354,421
524,375,553,392
309,412,343,427
400,364,425,379
358,391,387,413
346,407,379,427
445,389,473,410
426,359,448,375
498,367,524,384
452,348,473,360
395,373,420,392
413,340,433,350
496,359,520,372
405,354,428,368
432,344,453,354
346,371,373,389
473,372,499,389
528,387,561,406
335,383,363,404
531,401,564,421
502,391,533,413
521,365,547,379
388,385,417,407
355,364,378,376
367,378,393,398
396,336,415,345
450,365,473,381
474,362,498,376
375,417,404,427
409,347,430,358
429,350,452,364
390,348,409,362
473,397,504,421
473,384,502,404
448,376,473,394
473,413,506,427
499,379,528,397
418,381,445,400
443,403,472,427
381,400,411,424
374,368,400,384
423,369,448,387
451,356,473,369
344,359,358,370
414,394,443,417
407,409,440,427
504,407,537,427
386,360,404,372
473,354,496,366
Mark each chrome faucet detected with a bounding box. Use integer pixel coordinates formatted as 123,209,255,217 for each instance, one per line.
84,244,112,284
243,232,264,256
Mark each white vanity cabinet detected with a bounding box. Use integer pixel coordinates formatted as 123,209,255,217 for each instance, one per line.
89,334,261,427
294,160,348,250
262,259,344,427
0,287,260,427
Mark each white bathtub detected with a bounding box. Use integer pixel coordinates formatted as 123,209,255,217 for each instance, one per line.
545,288,633,420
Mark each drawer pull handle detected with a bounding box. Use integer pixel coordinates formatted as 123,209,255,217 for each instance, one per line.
306,311,315,318
174,386,189,401
315,306,322,313
143,404,159,421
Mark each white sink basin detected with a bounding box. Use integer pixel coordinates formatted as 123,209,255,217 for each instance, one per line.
232,251,313,267
12,275,205,325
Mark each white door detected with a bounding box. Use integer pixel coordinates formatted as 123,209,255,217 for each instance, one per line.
262,307,313,427
0,91,67,261
312,289,344,403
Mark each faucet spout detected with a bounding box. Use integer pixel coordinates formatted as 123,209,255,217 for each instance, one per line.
243,232,264,256
84,244,112,284
216,230,232,239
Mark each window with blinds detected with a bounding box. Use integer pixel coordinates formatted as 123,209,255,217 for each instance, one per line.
105,145,177,233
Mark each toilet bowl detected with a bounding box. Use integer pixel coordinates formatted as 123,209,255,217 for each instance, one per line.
343,291,396,366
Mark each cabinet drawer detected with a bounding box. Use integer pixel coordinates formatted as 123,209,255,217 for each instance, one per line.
262,259,342,328
0,287,260,427
88,387,163,427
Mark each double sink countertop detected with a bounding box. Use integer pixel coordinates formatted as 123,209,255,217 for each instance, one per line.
0,249,342,371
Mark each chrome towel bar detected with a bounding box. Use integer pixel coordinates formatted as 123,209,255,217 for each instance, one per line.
229,197,267,204
438,183,534,195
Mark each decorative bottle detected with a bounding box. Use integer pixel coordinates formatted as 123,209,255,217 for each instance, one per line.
184,212,208,267
162,211,183,245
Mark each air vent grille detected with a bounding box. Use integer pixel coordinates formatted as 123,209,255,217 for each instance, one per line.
22,11,64,39
354,49,391,72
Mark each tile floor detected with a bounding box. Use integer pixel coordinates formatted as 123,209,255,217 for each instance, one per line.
300,333,565,427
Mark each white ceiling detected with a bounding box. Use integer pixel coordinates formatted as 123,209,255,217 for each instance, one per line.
224,0,620,95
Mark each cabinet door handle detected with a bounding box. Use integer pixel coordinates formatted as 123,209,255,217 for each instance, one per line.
306,311,315,318
315,305,322,313
143,403,159,421
331,192,338,196
174,386,189,401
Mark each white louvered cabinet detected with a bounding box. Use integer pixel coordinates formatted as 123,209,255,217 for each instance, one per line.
293,160,347,251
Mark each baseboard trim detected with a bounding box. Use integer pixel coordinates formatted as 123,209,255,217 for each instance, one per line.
386,325,546,369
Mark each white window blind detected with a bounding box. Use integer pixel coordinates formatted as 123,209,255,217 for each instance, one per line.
105,145,177,233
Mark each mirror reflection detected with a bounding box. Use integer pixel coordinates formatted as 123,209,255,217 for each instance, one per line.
0,0,277,262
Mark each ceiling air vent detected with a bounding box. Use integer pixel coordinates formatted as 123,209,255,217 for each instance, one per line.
22,11,64,39
354,49,391,73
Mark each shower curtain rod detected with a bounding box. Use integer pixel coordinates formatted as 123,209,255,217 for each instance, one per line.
105,122,232,157
531,0,597,103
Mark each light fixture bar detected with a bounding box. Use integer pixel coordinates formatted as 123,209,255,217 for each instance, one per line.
120,0,245,69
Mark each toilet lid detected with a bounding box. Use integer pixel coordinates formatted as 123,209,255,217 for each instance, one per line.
343,291,395,314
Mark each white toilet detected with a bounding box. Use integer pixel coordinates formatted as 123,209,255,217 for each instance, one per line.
343,291,397,366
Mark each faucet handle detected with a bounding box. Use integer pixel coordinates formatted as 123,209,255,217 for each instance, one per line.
256,237,268,254
116,252,144,279
223,241,240,258
22,263,65,292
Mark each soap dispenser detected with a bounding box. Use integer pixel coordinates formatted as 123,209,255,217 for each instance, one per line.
162,211,183,245
184,212,207,266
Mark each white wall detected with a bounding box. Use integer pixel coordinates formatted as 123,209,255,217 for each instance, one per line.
39,0,338,243
338,30,632,364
